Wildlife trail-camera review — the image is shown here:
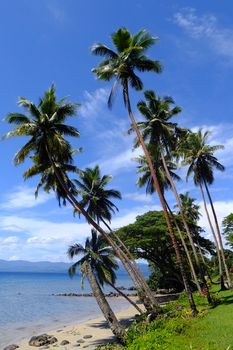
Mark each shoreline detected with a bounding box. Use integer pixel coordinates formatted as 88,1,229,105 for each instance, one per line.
11,304,140,350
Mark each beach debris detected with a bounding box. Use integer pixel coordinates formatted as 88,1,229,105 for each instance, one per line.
3,345,19,350
83,335,93,339
28,334,57,347
60,340,70,345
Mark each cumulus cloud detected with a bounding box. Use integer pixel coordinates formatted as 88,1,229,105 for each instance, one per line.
80,88,109,118
174,7,233,62
0,186,51,210
124,192,152,203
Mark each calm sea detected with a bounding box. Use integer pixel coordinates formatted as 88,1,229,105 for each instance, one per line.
0,272,133,348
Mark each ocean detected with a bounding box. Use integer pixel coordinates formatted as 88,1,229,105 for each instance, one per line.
0,272,133,348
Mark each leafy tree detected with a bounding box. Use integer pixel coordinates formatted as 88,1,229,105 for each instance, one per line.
115,211,214,291
222,213,233,250
68,229,125,340
92,27,197,315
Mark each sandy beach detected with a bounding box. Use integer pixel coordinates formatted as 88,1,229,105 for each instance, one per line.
14,304,140,350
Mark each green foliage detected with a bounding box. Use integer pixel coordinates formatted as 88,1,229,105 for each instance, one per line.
222,213,233,250
99,288,233,350
115,210,214,291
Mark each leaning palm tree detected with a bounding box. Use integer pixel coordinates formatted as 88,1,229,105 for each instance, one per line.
68,229,125,340
134,150,202,293
4,85,157,312
133,91,213,300
181,129,231,288
92,28,197,315
74,165,157,311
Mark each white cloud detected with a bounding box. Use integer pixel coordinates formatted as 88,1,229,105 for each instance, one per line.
198,199,233,246
124,192,152,203
0,202,161,262
174,7,233,62
80,88,109,118
96,147,142,175
0,186,51,210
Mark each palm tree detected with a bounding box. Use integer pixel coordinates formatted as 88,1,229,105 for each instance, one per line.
4,85,157,312
92,28,197,315
74,165,158,312
181,129,231,288
176,192,214,283
68,229,125,340
133,91,212,299
134,150,202,293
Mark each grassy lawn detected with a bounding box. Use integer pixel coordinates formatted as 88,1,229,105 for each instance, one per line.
123,287,233,350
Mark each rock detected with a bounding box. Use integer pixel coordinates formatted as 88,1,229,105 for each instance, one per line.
83,335,92,339
3,345,19,350
73,345,80,347
28,334,58,347
60,340,70,345
76,339,85,343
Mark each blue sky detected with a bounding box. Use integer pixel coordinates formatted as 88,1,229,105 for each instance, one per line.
0,0,233,261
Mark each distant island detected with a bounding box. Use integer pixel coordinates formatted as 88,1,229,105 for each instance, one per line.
0,259,149,275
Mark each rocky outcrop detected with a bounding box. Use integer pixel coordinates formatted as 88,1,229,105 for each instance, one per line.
28,334,57,347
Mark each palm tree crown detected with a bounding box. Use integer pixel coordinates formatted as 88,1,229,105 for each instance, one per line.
68,229,118,287
181,129,225,185
74,165,122,224
135,150,180,195
132,90,184,151
4,84,80,166
91,28,162,107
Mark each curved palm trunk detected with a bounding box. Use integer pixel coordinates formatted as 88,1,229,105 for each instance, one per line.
84,263,125,341
164,198,201,293
101,218,158,311
46,152,158,313
107,280,143,314
203,180,232,288
199,184,224,289
160,152,212,303
124,83,197,316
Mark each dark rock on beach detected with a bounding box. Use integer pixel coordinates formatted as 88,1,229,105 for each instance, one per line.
3,345,19,350
83,335,93,339
76,339,85,343
60,340,70,345
28,334,57,347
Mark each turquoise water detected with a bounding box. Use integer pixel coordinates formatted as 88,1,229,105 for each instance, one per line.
0,272,133,347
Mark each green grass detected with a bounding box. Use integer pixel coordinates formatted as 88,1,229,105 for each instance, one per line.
124,287,233,350
98,286,233,350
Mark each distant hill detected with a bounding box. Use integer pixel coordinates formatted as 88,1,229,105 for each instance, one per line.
0,259,149,275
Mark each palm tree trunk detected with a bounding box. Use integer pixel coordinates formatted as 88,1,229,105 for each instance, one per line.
203,180,232,288
101,218,158,311
107,280,143,314
123,82,198,316
164,198,201,293
160,151,212,304
199,184,224,288
46,151,158,312
84,263,125,341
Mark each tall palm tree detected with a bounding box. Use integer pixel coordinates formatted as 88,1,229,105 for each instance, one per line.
92,28,197,315
181,129,231,288
68,229,125,340
134,150,201,293
74,165,158,311
4,85,157,312
133,91,212,299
